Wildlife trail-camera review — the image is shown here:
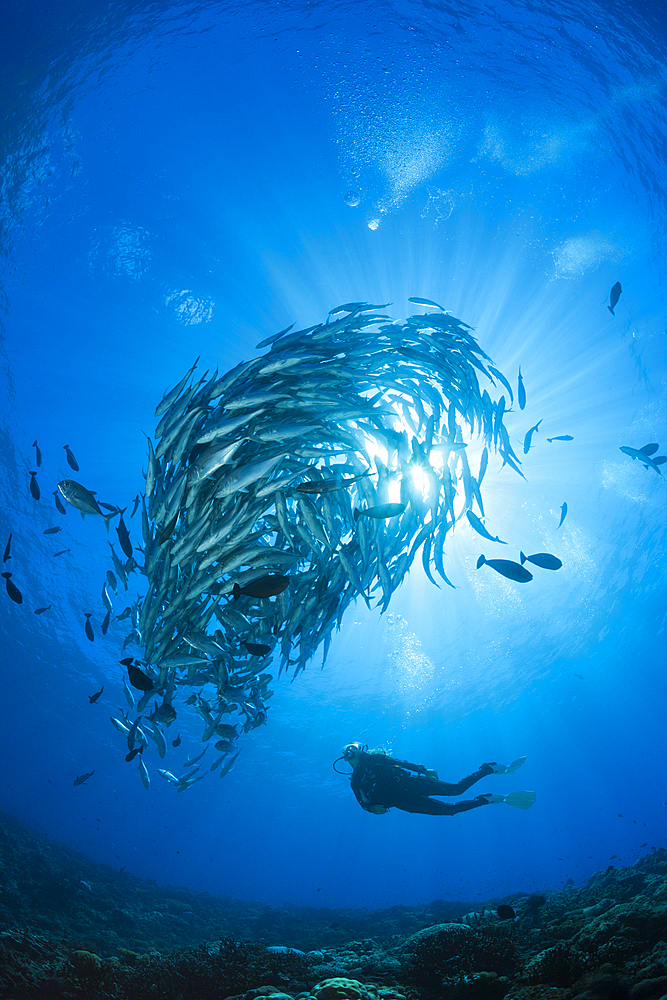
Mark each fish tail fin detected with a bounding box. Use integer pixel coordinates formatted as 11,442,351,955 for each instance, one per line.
520,551,526,565
102,512,114,533
608,306,614,315
476,555,486,569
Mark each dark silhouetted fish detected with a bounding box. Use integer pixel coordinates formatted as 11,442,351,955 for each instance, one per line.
123,659,154,692
33,440,42,467
43,526,62,535
64,445,80,471
523,419,542,454
574,673,584,679
517,367,526,410
3,533,11,563
233,575,290,600
2,572,23,604
34,605,51,614
558,502,567,528
73,771,94,785
497,905,516,920
547,435,573,442
106,570,118,592
89,686,104,704
116,508,133,559
243,641,271,656
608,281,622,315
29,471,40,500
354,502,406,520
53,490,67,514
466,511,506,544
172,734,182,747
476,554,533,582
84,613,94,641
53,548,71,557
408,295,445,310
125,745,144,762
101,609,111,635
520,551,562,571
131,494,141,517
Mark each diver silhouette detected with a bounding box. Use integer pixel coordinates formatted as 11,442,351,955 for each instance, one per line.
335,743,535,816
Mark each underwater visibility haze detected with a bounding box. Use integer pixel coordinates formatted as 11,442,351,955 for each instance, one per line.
1,0,666,948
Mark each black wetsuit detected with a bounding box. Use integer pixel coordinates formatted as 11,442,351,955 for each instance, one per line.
349,752,494,816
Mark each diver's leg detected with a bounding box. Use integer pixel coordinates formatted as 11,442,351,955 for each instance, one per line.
398,765,494,798
390,793,488,816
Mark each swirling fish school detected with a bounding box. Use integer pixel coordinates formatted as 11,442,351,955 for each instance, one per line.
120,303,521,787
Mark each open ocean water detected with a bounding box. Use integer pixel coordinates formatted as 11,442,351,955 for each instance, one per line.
1,1,667,994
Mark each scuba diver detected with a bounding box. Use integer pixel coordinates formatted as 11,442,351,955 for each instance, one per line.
335,743,536,816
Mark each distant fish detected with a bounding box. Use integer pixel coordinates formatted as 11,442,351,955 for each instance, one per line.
233,574,290,600
131,494,141,518
520,551,562,571
125,745,144,762
608,281,622,316
476,554,533,583
116,508,133,559
497,905,516,920
172,734,182,747
523,419,542,454
101,609,111,635
43,526,62,535
517,367,526,410
29,471,40,500
558,502,568,529
3,533,11,563
34,605,51,615
63,445,80,471
466,511,506,544
89,686,104,704
32,440,42,467
574,673,584,680
354,502,406,520
73,771,94,785
242,640,271,656
53,548,71,557
106,570,118,593
84,613,94,641
408,296,445,311
2,572,23,604
547,435,573,442
53,490,67,514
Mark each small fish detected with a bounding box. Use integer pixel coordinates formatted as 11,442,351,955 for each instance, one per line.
476,554,533,583
125,745,144,762
101,609,111,635
29,471,40,500
84,613,94,641
131,494,141,518
354,502,406,520
34,605,51,615
53,548,71,557
520,551,563,571
497,905,516,921
116,508,133,559
619,446,663,476
43,526,62,535
218,751,240,779
172,734,182,747
89,686,104,704
242,641,271,656
608,281,622,315
517,367,526,410
574,674,584,680
466,511,506,544
33,440,42,467
106,570,118,592
547,435,573,442
558,502,568,529
233,574,290,600
53,490,67,514
3,533,11,563
73,771,94,785
408,295,445,311
523,419,542,455
138,757,150,789
63,445,80,471
2,572,23,604
57,480,119,529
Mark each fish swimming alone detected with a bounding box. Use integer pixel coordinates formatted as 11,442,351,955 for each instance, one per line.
43,526,62,535
73,771,94,785
547,435,573,442
57,480,119,530
520,551,563,571
517,367,526,410
558,502,568,528
84,613,94,641
3,533,11,563
466,510,506,544
34,605,52,615
497,905,516,920
64,445,80,471
29,471,40,500
523,419,542,455
477,554,533,583
89,686,104,704
608,281,622,315
33,440,42,467
2,572,23,604
53,548,71,557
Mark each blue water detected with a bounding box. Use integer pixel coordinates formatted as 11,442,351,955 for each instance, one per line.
1,0,666,914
